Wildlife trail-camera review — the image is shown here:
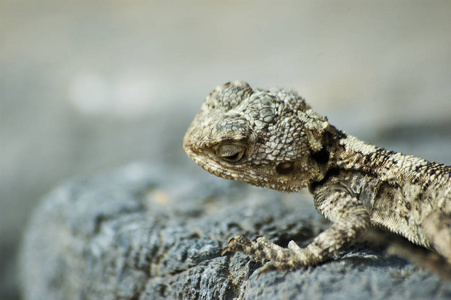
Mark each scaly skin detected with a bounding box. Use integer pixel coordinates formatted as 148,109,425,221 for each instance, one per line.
183,81,451,273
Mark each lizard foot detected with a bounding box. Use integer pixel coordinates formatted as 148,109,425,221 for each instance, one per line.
223,235,307,274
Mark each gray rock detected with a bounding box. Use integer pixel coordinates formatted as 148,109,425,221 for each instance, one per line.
19,163,451,300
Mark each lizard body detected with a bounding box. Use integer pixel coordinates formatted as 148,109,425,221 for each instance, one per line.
183,81,451,272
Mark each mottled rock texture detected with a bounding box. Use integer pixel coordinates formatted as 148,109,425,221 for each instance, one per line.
19,163,451,299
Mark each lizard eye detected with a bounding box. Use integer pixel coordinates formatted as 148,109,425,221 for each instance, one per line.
215,144,246,162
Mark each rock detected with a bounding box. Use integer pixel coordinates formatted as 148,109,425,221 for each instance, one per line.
19,163,451,299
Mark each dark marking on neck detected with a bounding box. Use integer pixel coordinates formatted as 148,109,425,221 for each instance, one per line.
309,168,340,193
312,148,330,165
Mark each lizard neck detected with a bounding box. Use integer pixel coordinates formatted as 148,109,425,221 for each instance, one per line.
332,132,451,187
333,132,412,181
335,134,381,173
315,124,390,177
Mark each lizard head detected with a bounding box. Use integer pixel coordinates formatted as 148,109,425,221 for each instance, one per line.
183,81,330,192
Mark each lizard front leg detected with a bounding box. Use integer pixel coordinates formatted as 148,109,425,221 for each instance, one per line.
223,184,370,273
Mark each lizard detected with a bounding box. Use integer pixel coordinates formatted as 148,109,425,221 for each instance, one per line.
183,80,451,274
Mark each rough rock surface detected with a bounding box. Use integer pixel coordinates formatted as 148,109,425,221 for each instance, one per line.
19,163,451,299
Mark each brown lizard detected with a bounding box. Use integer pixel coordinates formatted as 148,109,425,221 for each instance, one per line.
183,81,451,273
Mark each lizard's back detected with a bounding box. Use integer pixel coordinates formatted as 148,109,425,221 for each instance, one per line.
335,136,451,251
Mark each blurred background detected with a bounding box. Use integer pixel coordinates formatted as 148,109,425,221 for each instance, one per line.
1,1,451,298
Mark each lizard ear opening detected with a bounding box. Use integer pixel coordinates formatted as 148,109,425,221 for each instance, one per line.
215,144,246,163
276,162,294,175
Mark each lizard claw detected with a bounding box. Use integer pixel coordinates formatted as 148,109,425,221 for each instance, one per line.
221,237,237,256
221,247,229,256
221,245,231,256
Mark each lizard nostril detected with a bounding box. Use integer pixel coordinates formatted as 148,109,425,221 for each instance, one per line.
276,162,294,175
